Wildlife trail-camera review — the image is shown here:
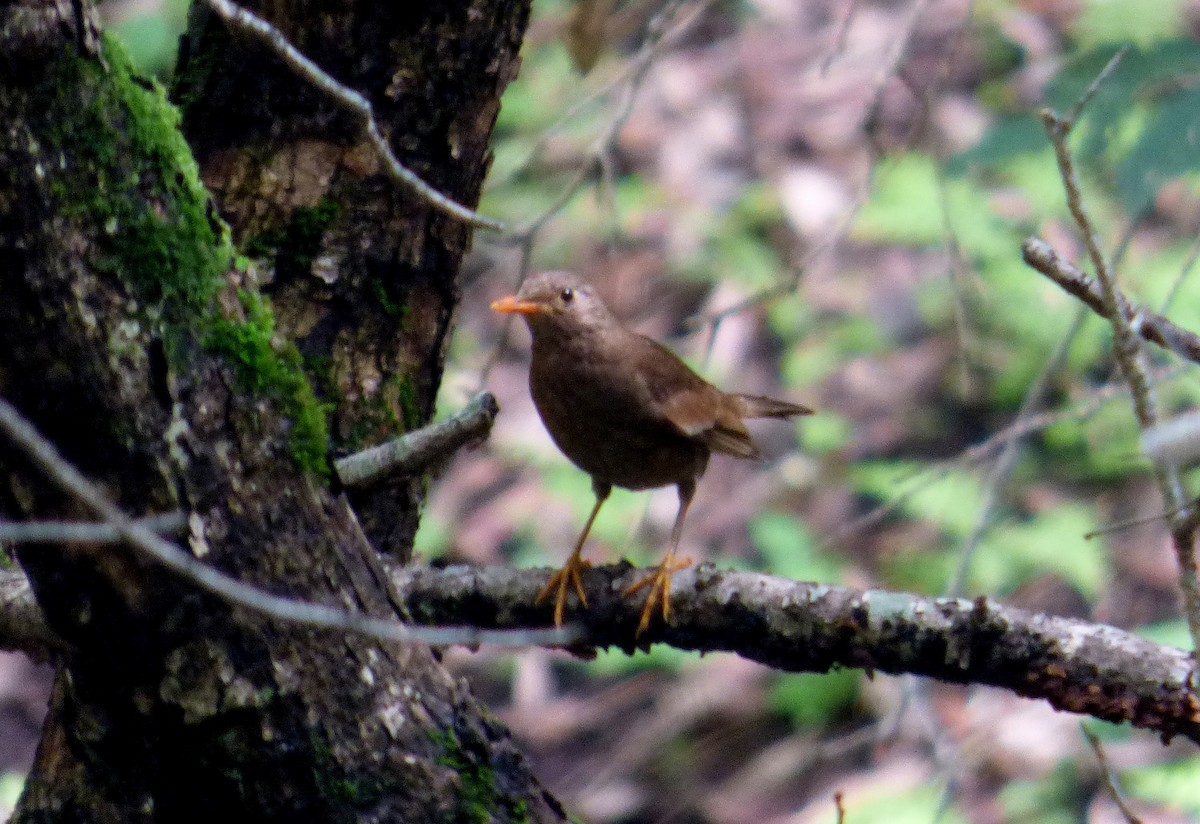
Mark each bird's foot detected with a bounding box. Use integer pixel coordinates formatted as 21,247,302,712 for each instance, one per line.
536,555,592,627
623,556,693,635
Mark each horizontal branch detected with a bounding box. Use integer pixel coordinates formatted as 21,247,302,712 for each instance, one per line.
1023,236,1200,365
391,562,1200,744
4,557,1196,740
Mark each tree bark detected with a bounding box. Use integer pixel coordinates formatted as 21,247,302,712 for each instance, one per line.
0,0,560,820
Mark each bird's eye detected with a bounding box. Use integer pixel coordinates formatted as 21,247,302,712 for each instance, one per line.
559,287,574,304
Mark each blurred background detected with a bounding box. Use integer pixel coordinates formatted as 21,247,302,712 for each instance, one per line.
6,0,1200,821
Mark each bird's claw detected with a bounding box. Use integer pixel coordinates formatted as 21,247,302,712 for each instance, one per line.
536,556,591,626
623,556,693,635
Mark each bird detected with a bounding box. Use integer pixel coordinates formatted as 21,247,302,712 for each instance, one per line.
492,271,812,634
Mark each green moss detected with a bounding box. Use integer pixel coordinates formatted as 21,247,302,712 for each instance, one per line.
308,728,386,815
36,36,334,480
244,197,342,279
206,291,333,479
431,727,533,823
434,729,496,824
243,228,284,260
336,374,427,454
302,353,339,404
395,376,424,432
281,198,341,272
370,277,408,320
49,34,230,334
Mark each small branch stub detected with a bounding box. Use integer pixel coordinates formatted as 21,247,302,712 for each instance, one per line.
334,392,499,488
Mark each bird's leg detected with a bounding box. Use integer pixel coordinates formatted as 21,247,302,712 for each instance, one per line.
538,481,611,626
624,480,696,635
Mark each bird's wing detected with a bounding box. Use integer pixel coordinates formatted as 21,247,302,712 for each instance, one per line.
631,335,761,459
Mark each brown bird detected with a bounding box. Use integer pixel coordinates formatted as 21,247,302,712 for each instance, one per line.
492,271,812,634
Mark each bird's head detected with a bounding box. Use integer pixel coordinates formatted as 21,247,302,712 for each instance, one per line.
491,271,617,337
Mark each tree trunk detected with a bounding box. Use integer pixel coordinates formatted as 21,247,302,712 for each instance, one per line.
0,0,560,820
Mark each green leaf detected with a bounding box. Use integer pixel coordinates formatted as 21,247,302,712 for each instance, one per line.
799,413,852,455
851,461,984,538
950,115,1048,172
412,510,451,560
584,644,697,675
0,773,25,818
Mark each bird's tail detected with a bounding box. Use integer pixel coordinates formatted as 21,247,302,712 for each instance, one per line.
732,394,813,420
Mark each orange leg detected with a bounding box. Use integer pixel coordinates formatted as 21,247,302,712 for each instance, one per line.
538,482,610,626
624,480,696,635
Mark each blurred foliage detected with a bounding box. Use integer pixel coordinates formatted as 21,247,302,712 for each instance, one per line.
957,40,1200,215
102,0,190,78
768,669,859,728
750,512,843,582
1136,617,1193,648
1122,753,1200,815
998,759,1087,824
833,782,967,824
0,773,24,818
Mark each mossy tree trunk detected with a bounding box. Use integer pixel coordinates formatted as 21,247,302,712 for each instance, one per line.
0,0,559,821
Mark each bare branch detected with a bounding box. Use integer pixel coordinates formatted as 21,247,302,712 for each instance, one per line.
391,563,1200,744
1022,237,1200,365
0,395,577,649
6,558,1199,744
1082,725,1144,824
335,392,499,488
200,0,506,231
0,511,185,544
1036,49,1200,651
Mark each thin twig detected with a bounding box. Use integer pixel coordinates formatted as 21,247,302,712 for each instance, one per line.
335,392,499,487
1081,725,1144,824
500,0,709,246
0,395,578,648
823,366,1185,550
480,0,713,388
820,0,860,75
0,511,186,543
1023,238,1200,365
861,0,933,157
1160,228,1200,316
201,0,505,231
945,307,1087,597
1036,45,1200,648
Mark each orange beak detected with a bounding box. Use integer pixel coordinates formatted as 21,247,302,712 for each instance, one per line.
490,295,543,315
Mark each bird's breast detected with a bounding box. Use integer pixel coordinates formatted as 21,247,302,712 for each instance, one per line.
528,338,708,491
